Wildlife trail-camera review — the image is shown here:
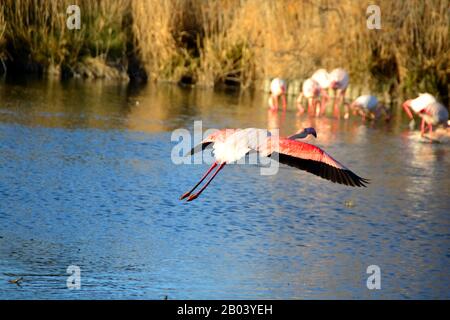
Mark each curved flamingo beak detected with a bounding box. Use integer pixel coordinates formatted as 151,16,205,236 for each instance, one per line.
307,127,317,138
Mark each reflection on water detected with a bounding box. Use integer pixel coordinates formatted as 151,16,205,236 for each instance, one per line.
0,78,449,299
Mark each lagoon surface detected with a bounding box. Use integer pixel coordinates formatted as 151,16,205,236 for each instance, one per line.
0,78,449,299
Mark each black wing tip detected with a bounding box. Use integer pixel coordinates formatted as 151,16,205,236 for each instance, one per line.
344,170,370,187
184,142,213,157
275,153,370,188
184,148,195,157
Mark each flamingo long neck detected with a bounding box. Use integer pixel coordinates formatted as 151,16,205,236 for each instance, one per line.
288,130,309,140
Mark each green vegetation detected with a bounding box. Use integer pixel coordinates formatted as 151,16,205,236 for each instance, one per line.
0,0,448,102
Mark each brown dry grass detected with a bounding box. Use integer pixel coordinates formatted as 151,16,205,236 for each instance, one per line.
132,0,448,100
3,0,68,68
0,7,6,69
1,0,448,100
2,0,128,76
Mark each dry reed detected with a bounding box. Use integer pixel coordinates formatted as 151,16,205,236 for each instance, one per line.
131,0,448,101
2,0,129,76
0,0,448,101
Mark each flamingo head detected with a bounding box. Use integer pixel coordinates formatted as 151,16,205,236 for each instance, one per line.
305,127,317,138
289,127,317,140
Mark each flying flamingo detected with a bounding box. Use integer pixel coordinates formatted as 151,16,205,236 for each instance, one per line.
180,127,368,201
311,68,331,115
402,93,449,135
268,78,287,111
329,68,349,118
349,95,390,121
296,78,321,116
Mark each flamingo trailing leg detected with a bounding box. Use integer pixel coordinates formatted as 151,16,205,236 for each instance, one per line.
180,128,238,201
179,162,218,200
180,162,226,201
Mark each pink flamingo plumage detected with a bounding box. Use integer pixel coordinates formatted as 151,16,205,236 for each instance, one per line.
329,68,349,118
402,93,449,135
180,127,368,201
311,69,331,115
349,95,390,121
296,78,321,116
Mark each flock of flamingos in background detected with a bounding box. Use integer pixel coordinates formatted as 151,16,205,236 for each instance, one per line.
180,68,449,201
268,68,449,137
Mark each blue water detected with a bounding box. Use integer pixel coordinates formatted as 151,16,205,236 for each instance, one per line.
0,79,449,299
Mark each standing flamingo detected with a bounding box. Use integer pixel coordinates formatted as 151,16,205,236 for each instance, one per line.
268,78,287,111
296,78,321,116
180,127,368,201
402,93,448,135
311,68,331,115
349,95,390,121
329,68,349,118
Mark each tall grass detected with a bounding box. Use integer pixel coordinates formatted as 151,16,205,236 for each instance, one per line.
132,0,449,101
367,1,449,98
1,0,448,101
0,7,6,71
2,0,128,76
131,0,191,82
3,0,66,70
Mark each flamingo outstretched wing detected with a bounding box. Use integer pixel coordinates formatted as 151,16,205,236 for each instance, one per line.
267,138,369,187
